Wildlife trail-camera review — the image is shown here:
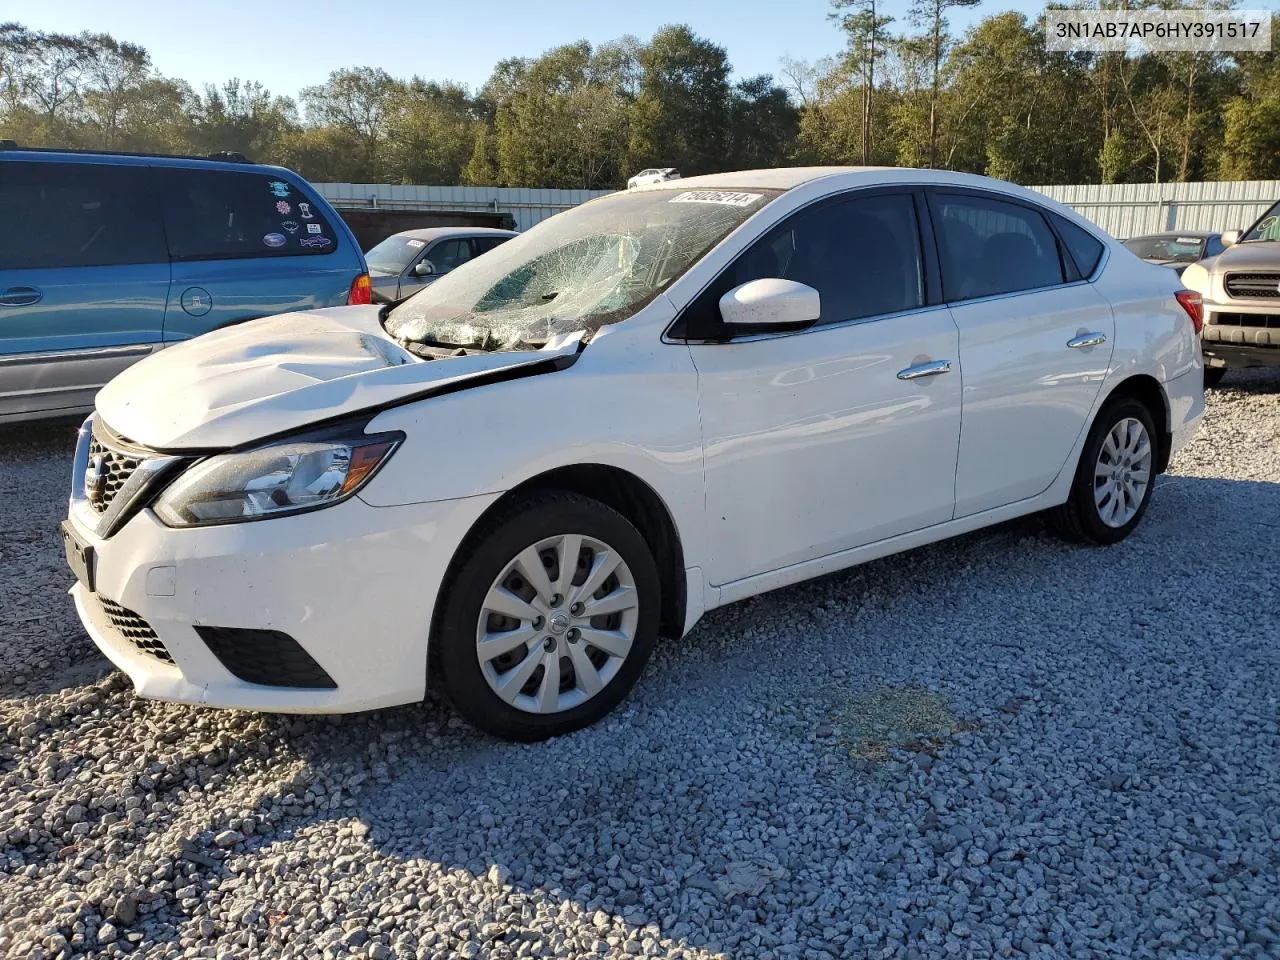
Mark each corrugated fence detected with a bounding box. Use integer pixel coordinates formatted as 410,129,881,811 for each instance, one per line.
316,179,1279,239
313,183,610,232
1033,181,1280,238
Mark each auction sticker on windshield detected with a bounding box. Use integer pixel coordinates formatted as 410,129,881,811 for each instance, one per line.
669,191,763,207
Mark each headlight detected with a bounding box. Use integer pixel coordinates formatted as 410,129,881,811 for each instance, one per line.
153,429,402,527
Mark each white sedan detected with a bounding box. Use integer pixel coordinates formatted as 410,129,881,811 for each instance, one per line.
63,168,1205,741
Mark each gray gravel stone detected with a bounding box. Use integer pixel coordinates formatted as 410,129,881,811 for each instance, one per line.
1,373,1279,959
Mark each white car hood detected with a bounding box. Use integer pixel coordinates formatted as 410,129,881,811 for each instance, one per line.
96,306,579,450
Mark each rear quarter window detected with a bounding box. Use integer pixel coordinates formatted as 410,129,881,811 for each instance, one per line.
155,168,339,261
1052,214,1106,277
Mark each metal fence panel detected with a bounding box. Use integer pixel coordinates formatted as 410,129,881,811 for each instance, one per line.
313,183,611,232
315,179,1280,238
1032,181,1280,238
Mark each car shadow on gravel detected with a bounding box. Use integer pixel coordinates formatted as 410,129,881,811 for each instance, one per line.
5,410,1280,956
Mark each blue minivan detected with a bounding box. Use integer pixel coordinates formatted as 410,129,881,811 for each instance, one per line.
0,146,369,423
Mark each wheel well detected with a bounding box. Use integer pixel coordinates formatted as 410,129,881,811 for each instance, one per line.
1105,374,1172,473
454,465,687,640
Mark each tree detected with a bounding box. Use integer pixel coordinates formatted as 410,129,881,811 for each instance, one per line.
728,74,799,169
908,0,981,167
301,67,400,179
628,25,732,176
830,0,895,164
486,41,634,189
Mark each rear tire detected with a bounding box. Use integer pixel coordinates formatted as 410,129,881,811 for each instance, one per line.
1204,365,1227,389
1047,397,1158,546
433,490,660,741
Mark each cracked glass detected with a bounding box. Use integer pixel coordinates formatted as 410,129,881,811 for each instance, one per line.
383,188,780,351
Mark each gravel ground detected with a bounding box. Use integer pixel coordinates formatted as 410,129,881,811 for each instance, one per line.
2,372,1279,960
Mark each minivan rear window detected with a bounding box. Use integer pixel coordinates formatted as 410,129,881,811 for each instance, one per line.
0,161,167,270
156,168,338,261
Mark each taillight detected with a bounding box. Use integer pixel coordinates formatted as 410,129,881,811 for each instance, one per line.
1174,290,1203,333
347,273,372,305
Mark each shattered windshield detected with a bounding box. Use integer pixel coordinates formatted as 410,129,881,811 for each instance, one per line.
384,188,779,350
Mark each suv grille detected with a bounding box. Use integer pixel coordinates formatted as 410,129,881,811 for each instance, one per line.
1224,273,1280,299
86,425,145,516
98,597,175,664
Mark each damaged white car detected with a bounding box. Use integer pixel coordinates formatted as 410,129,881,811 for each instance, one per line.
63,168,1204,740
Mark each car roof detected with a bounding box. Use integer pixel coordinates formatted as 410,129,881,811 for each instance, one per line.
626,166,1088,203
0,146,295,176
393,226,519,242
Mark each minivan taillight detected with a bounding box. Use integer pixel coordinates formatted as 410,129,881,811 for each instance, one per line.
1174,290,1203,333
348,273,372,305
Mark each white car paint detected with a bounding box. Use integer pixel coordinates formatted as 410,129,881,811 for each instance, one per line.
66,166,1204,717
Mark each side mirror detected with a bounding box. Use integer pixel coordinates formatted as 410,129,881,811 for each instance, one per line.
412,260,435,277
1221,230,1241,248
718,278,820,332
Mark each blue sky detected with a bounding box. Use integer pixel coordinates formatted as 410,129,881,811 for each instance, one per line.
9,0,1051,99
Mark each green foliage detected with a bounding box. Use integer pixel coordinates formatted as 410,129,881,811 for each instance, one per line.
1,14,1276,188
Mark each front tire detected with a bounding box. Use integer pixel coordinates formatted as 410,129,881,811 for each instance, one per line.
433,491,661,741
1047,397,1158,545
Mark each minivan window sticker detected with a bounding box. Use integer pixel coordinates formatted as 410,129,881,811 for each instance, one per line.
669,191,763,207
263,233,287,248
307,223,322,234
268,181,291,198
299,235,332,249
298,203,314,219
281,220,300,234
276,200,292,215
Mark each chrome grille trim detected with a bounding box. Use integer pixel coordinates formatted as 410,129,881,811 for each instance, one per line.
1224,273,1280,300
70,416,187,539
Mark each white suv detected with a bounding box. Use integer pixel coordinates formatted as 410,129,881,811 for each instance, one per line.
63,168,1204,741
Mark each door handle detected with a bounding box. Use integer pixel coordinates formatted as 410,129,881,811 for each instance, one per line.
0,286,43,307
897,359,953,381
1067,332,1107,349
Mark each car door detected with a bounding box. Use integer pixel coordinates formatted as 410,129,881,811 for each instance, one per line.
681,189,963,587
154,166,354,343
0,159,169,420
928,189,1115,518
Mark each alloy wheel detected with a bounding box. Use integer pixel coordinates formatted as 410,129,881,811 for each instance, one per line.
1093,417,1153,528
475,534,639,714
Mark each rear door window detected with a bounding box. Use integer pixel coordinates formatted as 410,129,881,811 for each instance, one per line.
933,193,1065,301
0,161,166,270
473,236,511,254
155,168,338,261
427,238,475,273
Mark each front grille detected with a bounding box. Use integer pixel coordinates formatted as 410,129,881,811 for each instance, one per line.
99,597,175,665
86,425,144,516
195,626,337,689
1212,312,1280,329
1224,273,1280,299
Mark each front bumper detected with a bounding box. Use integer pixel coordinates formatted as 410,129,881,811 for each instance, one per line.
1201,303,1280,368
67,490,499,713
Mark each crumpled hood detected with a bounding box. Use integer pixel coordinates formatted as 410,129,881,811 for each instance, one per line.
96,305,579,450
